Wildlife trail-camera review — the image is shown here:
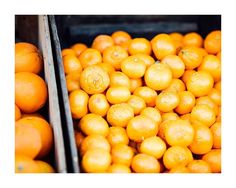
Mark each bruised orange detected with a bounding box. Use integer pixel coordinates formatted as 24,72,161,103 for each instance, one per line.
129,78,143,93
187,160,211,173
107,164,131,173
202,149,221,173
65,72,80,92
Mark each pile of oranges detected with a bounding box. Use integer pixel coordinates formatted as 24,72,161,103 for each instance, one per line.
15,42,55,173
63,30,221,173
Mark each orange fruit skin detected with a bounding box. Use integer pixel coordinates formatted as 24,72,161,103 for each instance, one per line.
97,63,115,75
88,94,110,117
126,115,158,142
69,89,89,119
140,107,162,126
92,35,114,53
107,164,131,173
196,96,219,115
133,86,157,107
79,48,102,69
181,70,196,84
106,86,131,104
127,95,146,115
208,88,221,106
216,51,221,60
110,71,130,88
62,54,82,74
71,43,88,57
111,31,132,46
151,34,176,60
128,38,152,55
175,91,195,115
82,149,111,173
161,112,179,122
65,72,80,92
163,78,186,93
210,122,221,149
111,144,134,166
202,149,221,173
15,154,39,173
134,54,155,67
183,32,203,47
129,78,143,93
169,32,184,42
15,72,48,113
187,160,212,173
15,104,21,121
75,131,85,149
107,127,129,146
204,30,221,54
62,48,76,57
15,42,43,74
131,153,161,173
79,113,109,137
169,165,190,173
35,160,55,173
144,63,172,91
80,65,110,95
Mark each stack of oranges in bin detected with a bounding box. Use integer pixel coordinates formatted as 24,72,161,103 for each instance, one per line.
62,30,221,173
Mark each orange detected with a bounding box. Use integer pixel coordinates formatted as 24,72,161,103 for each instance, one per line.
107,103,134,127
169,165,190,173
35,160,55,173
133,86,157,107
92,35,114,53
103,45,128,70
140,136,166,159
111,31,132,46
80,134,111,156
15,72,48,113
65,72,80,92
127,95,146,115
97,63,115,75
187,160,211,173
210,122,221,149
198,54,221,82
161,112,179,122
15,104,21,121
79,113,109,137
181,70,196,84
208,88,221,106
180,113,191,121
16,117,53,158
204,30,221,54
178,46,203,70
62,54,82,74
133,54,155,67
182,32,203,47
111,144,134,166
107,127,129,146
15,42,43,74
127,115,158,142
107,164,131,173
214,81,221,92
82,148,111,173
131,153,161,173
163,78,186,93
106,86,131,104
164,119,194,147
21,113,44,119
169,32,183,42
144,63,172,91
79,48,102,69
190,104,216,127
161,55,185,78
216,51,221,60
140,107,162,126
128,38,151,55
156,91,180,113
75,131,85,149
163,146,193,169
110,71,130,88
186,71,214,97
151,33,176,60
15,154,39,173
61,48,76,57
88,94,110,117
175,91,195,115
121,55,146,79
80,65,110,94
189,124,213,155
216,106,221,122
71,43,88,57
196,96,218,115
202,149,221,173
199,47,208,57
129,78,143,93
69,89,89,119
120,40,132,52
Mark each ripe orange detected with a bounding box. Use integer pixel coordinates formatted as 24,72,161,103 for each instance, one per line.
182,32,203,47
107,127,129,146
196,96,218,115
88,94,110,117
15,72,48,113
169,165,190,173
140,107,162,126
189,124,213,155
121,55,146,79
145,63,172,91
175,91,195,115
65,72,80,92
187,160,212,173
202,149,221,173
15,42,43,74
199,47,208,57
79,113,109,137
62,54,82,74
61,48,76,57
204,30,221,54
164,120,194,147
128,38,151,55
198,55,221,82
161,112,179,122
82,148,111,173
210,122,221,149
131,153,161,173
186,71,214,97
120,40,132,52
151,34,176,60
107,164,131,173
110,71,130,88
15,104,21,121
103,45,128,70
111,144,134,166
169,32,184,51
97,63,115,75
92,35,114,53
181,70,196,84
107,103,134,127
156,91,180,112
80,65,110,94
127,95,146,115
178,46,203,70
180,113,191,121
111,31,132,46
69,89,89,119
133,86,157,107
129,78,143,93
79,48,102,69
163,78,186,93
35,160,55,173
126,115,158,142
139,136,166,159
74,131,85,149
161,55,185,78
71,43,88,57
15,154,39,173
21,113,44,119
133,54,155,67
208,88,221,106
106,86,131,104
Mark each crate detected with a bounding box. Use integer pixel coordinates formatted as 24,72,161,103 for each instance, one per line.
15,15,67,173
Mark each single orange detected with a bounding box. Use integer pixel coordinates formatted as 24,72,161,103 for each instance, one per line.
208,88,221,106
79,48,102,69
202,149,221,173
107,164,131,173
107,127,129,146
204,30,221,54
92,35,114,53
169,165,190,173
187,160,212,173
62,54,82,74
61,48,76,57
128,38,151,55
182,32,203,47
181,70,196,84
133,86,157,107
127,95,146,115
106,86,131,104
163,78,186,93
111,30,132,45
110,71,130,88
175,91,195,115
129,78,143,93
35,160,55,173
71,43,88,57
210,122,221,149
140,107,162,126
196,96,218,115
88,94,110,117
111,144,134,166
